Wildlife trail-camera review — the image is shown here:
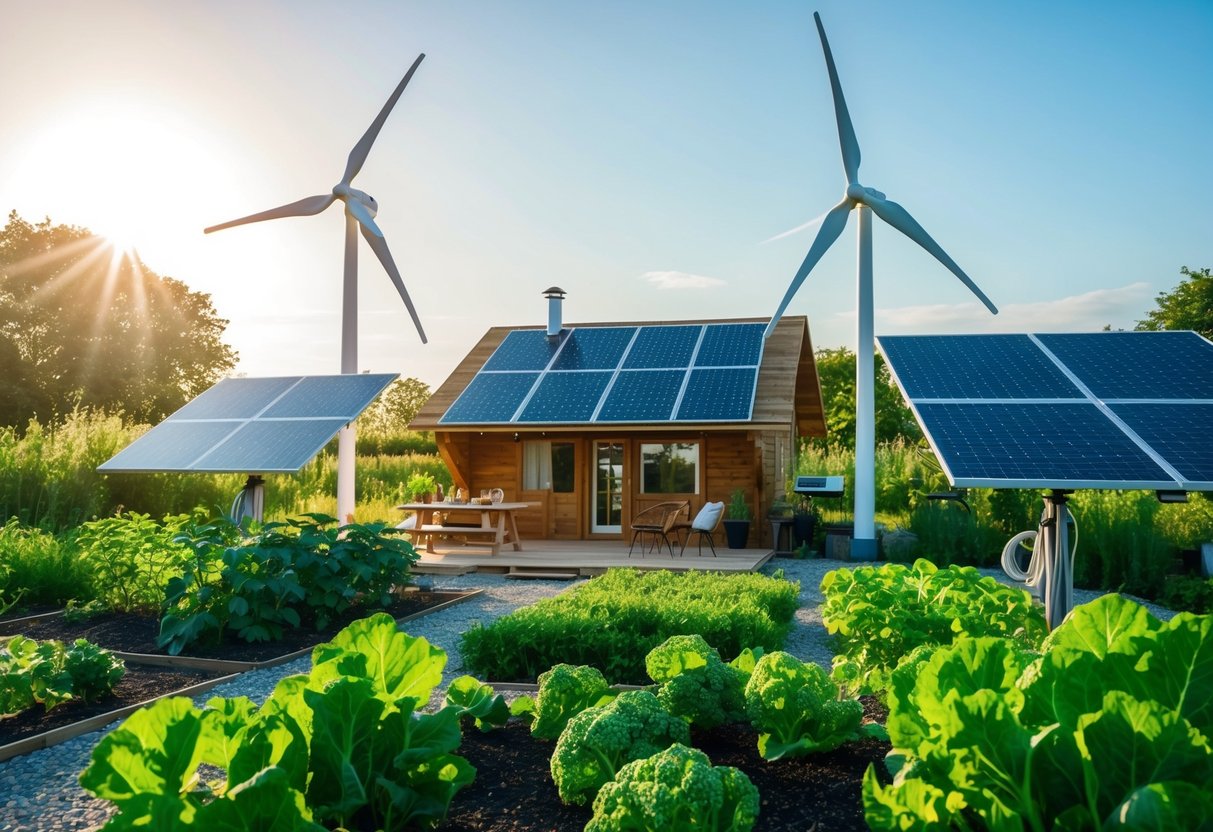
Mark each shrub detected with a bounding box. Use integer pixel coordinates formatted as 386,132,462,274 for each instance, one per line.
75,512,195,613
821,559,1046,696
1,635,124,714
459,569,800,684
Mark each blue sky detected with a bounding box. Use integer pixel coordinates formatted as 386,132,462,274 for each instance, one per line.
1,0,1209,387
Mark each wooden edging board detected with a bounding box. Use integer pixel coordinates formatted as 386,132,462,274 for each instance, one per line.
107,589,485,673
0,669,242,764
0,609,67,629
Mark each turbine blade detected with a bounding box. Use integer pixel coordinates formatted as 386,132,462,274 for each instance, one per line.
204,194,334,233
341,53,425,186
814,13,860,186
864,194,999,314
359,225,428,344
345,199,384,237
764,200,852,339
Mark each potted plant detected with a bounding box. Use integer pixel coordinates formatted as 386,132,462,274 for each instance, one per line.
405,472,437,503
792,497,819,550
723,488,751,549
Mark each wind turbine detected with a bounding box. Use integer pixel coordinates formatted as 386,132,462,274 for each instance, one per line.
765,13,998,560
206,54,429,526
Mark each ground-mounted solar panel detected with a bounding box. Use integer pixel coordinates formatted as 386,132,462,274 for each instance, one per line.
880,335,1081,399
622,326,701,369
695,323,765,367
551,327,637,371
597,370,684,421
519,372,614,422
441,373,539,424
1035,331,1213,400
676,368,758,421
482,330,566,372
878,331,1213,492
98,374,398,473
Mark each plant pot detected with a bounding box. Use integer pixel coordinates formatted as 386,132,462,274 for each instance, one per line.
723,519,750,550
793,513,815,548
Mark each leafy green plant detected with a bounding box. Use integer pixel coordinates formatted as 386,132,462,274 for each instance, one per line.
1161,574,1213,614
444,675,510,732
82,613,474,831
0,518,94,610
517,663,617,741
550,689,691,806
1,636,123,715
159,514,419,654
821,558,1046,696
726,489,751,521
744,651,868,760
645,634,748,729
866,595,1213,830
404,472,437,501
460,568,799,684
586,743,760,832
76,511,195,613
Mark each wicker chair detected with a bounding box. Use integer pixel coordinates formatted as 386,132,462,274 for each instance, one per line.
627,501,690,557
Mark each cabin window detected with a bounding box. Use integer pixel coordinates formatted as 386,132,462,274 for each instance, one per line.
523,441,575,493
639,442,699,494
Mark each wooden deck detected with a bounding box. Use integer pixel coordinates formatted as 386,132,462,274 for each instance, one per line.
412,538,775,576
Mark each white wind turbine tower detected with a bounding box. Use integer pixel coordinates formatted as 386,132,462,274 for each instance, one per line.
206,54,429,525
765,14,998,560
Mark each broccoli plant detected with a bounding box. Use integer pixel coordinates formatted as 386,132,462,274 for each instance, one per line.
550,690,690,805
645,635,748,729
586,743,760,832
519,663,617,741
744,651,867,760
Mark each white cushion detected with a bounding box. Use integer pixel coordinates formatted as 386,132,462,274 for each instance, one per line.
396,515,417,530
692,501,725,531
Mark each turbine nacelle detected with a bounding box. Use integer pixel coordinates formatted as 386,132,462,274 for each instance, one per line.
334,184,378,218
845,183,886,205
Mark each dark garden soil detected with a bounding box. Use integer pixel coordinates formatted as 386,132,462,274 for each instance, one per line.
440,697,892,832
0,663,223,748
0,603,62,623
0,590,475,663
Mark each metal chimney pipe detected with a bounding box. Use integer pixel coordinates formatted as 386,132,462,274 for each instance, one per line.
543,286,566,338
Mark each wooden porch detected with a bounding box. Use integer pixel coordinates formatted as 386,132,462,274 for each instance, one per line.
411,538,776,577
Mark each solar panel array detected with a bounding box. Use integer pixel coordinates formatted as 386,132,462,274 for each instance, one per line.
440,323,766,425
98,374,397,473
878,332,1213,490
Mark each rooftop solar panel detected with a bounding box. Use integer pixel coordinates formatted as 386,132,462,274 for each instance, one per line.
1035,331,1213,400
550,327,637,371
597,370,684,422
880,335,1081,399
98,374,397,473
622,326,701,369
482,330,566,372
519,371,614,422
676,368,758,421
695,323,765,367
441,372,539,424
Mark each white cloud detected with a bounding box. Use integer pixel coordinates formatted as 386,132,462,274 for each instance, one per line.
856,282,1153,333
641,270,727,290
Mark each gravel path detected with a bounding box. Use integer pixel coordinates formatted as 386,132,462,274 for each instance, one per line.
0,559,1181,831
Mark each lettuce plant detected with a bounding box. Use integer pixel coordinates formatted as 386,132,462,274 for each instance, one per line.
645,635,749,729
516,662,617,741
82,613,474,831
866,595,1213,830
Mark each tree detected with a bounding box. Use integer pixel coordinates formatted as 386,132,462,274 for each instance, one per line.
359,377,432,434
1136,267,1213,339
809,346,921,450
0,212,236,426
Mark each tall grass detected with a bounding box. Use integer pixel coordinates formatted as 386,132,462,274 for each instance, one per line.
0,519,93,608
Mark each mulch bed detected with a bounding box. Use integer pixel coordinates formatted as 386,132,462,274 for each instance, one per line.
0,590,474,663
0,663,223,747
441,698,891,832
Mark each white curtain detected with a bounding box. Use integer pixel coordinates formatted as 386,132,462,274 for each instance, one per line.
523,441,552,490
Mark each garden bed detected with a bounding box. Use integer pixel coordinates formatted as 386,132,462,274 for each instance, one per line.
0,662,236,762
441,697,891,832
0,589,479,669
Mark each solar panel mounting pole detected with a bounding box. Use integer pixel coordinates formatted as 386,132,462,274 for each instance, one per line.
1040,490,1074,629
852,206,878,559
337,213,359,525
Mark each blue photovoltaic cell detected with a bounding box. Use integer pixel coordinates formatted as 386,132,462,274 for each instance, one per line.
622,326,702,369
482,330,566,372
98,421,242,471
676,368,757,421
1110,403,1213,485
917,402,1173,486
171,377,301,420
551,327,637,370
262,374,396,419
519,372,614,422
597,370,685,421
879,335,1081,399
694,323,765,367
194,419,349,472
441,373,539,423
1036,331,1213,400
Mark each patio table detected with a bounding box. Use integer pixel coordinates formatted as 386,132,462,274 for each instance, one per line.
396,501,527,556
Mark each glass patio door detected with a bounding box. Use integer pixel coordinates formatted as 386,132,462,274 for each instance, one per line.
592,441,624,534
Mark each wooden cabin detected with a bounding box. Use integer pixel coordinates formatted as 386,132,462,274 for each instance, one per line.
410,310,826,549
